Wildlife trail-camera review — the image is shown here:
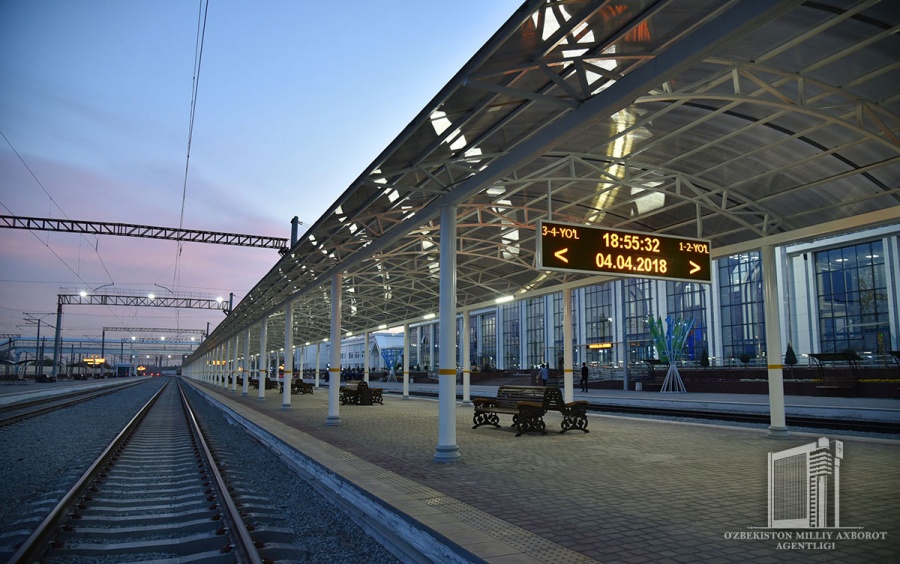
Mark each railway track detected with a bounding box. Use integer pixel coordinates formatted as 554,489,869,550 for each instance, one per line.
9,379,305,563
388,390,900,435
0,380,145,428
583,403,900,435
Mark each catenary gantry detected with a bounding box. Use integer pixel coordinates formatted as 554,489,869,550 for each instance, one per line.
0,215,289,250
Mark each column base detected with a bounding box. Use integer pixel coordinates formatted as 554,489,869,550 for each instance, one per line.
767,426,791,439
256,397,266,402
433,444,461,463
325,415,342,426
281,403,292,410
402,395,410,400
461,400,473,407
241,392,248,397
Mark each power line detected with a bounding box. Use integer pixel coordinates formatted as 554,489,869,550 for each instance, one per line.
174,0,210,292
0,128,127,328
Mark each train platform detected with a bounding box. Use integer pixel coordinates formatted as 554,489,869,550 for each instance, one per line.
191,379,900,563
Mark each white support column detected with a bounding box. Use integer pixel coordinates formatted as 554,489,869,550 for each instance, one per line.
762,245,790,439
231,335,239,392
258,318,268,401
220,346,227,386
215,346,222,386
435,204,460,463
461,310,471,406
283,301,293,408
299,343,306,383
402,323,410,399
221,346,227,386
223,340,231,389
326,272,342,426
315,342,321,388
363,331,370,384
563,287,574,403
242,327,250,396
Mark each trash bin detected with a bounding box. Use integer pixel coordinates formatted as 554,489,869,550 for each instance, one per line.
635,382,643,391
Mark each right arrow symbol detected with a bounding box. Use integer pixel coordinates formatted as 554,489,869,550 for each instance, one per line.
689,261,701,275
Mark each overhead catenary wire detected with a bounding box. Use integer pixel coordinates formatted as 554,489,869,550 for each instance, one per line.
172,0,211,331
0,130,129,330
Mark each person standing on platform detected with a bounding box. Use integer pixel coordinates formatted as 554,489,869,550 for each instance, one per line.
580,362,589,392
539,363,549,386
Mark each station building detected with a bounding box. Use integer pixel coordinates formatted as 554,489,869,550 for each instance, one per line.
283,224,897,377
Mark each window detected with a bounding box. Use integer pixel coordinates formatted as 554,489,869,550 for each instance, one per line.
816,240,890,353
502,303,520,369
584,283,614,365
666,281,707,362
551,292,564,370
623,279,654,364
480,313,496,370
525,297,545,367
718,252,765,362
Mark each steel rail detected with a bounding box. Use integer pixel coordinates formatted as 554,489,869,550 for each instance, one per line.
389,390,900,435
0,380,145,427
8,381,168,563
178,382,263,563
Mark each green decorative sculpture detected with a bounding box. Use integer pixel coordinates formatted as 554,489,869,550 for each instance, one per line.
646,315,694,393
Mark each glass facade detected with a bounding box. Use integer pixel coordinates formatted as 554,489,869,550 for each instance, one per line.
525,297,545,367
584,283,614,365
666,281,708,363
481,313,496,369
551,292,564,371
502,302,520,369
718,251,765,362
623,279,654,364
325,231,898,375
816,240,890,353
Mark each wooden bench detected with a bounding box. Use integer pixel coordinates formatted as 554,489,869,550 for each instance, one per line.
339,380,383,405
291,379,314,394
472,385,589,436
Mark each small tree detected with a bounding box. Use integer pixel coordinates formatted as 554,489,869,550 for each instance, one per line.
784,343,798,376
700,347,710,369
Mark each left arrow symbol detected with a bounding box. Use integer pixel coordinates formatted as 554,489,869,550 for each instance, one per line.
555,248,569,263
689,261,701,275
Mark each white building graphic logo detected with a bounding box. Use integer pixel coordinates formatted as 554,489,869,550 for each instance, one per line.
768,437,843,529
723,438,888,551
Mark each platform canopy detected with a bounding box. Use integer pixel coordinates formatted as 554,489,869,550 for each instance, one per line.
192,0,899,359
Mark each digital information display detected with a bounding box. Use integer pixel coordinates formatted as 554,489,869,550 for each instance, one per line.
536,220,712,283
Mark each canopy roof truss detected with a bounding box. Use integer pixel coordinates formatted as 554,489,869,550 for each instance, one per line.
192,0,900,361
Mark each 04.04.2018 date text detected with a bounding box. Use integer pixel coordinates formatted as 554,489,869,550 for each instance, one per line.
595,253,668,274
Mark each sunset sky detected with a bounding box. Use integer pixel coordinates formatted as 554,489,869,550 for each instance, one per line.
0,0,521,345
